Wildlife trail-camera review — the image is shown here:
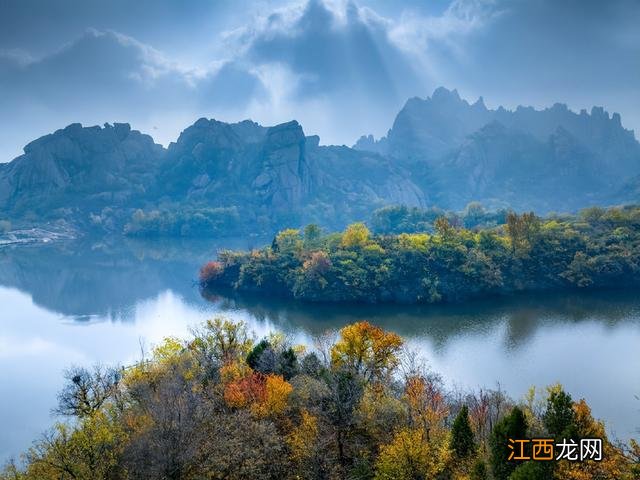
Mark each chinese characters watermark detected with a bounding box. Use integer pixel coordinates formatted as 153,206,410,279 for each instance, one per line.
508,438,602,462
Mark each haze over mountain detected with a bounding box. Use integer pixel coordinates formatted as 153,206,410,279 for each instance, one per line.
1,87,639,238
355,87,640,210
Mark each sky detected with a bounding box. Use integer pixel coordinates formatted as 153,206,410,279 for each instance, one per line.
0,0,639,162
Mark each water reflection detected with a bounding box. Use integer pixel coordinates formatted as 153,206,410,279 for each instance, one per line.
208,288,640,351
1,238,639,462
0,236,260,319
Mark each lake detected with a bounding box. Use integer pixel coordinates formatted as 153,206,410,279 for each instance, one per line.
1,237,639,462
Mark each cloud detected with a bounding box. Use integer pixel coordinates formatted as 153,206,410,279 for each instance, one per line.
0,29,267,161
236,0,425,103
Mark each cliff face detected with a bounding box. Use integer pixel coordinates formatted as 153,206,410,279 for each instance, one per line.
158,118,425,224
0,123,164,214
0,117,424,233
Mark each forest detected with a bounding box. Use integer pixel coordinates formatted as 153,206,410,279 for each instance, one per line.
199,205,640,304
2,318,638,480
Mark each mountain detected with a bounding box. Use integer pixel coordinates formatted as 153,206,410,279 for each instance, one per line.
0,118,424,236
0,123,164,216
2,88,639,239
355,87,640,210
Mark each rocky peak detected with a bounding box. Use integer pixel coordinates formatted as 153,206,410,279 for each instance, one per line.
170,118,244,155
263,120,305,151
0,123,164,210
229,120,267,144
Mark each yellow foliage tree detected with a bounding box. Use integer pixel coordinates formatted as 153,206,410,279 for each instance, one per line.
374,427,451,480
253,374,293,417
287,410,319,467
555,399,631,480
341,223,371,248
330,321,403,382
26,412,126,480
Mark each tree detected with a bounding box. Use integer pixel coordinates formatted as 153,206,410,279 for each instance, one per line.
193,411,290,480
509,460,551,479
303,224,323,249
199,261,224,286
287,411,322,479
190,317,253,367
463,201,487,228
543,386,577,438
55,365,120,418
471,459,488,480
374,427,450,480
404,375,449,442
505,212,540,255
434,216,456,240
274,228,302,254
330,322,403,382
490,406,528,480
555,399,631,480
26,412,126,480
451,405,476,458
341,223,370,248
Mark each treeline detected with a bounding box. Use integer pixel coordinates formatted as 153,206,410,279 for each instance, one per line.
2,319,637,480
200,206,640,303
369,203,509,234
124,206,242,238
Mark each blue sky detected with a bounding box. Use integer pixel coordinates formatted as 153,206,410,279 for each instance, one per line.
1,0,638,161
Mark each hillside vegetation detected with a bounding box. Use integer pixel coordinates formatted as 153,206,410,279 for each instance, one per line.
200,206,640,304
2,318,637,480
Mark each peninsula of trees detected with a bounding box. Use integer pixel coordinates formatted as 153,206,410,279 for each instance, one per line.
2,318,637,479
200,206,640,304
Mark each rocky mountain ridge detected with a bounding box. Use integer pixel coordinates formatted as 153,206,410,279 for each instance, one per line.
0,117,424,235
2,88,639,237
355,87,640,210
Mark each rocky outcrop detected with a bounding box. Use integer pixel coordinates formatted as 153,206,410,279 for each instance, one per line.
0,123,164,214
255,121,311,209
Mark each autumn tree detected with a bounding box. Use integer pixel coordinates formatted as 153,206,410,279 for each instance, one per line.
330,321,403,382
341,223,370,248
374,427,450,480
555,399,632,480
505,211,540,255
189,317,253,367
26,412,126,480
404,374,449,442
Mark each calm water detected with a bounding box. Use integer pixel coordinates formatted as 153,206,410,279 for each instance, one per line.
1,237,639,462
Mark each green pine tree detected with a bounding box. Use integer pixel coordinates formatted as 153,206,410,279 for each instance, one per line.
450,405,476,458
543,388,577,438
490,406,528,480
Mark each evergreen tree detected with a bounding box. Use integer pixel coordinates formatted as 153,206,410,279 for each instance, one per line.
470,459,488,480
509,460,553,480
490,406,528,480
247,339,270,370
543,388,577,438
450,405,476,458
